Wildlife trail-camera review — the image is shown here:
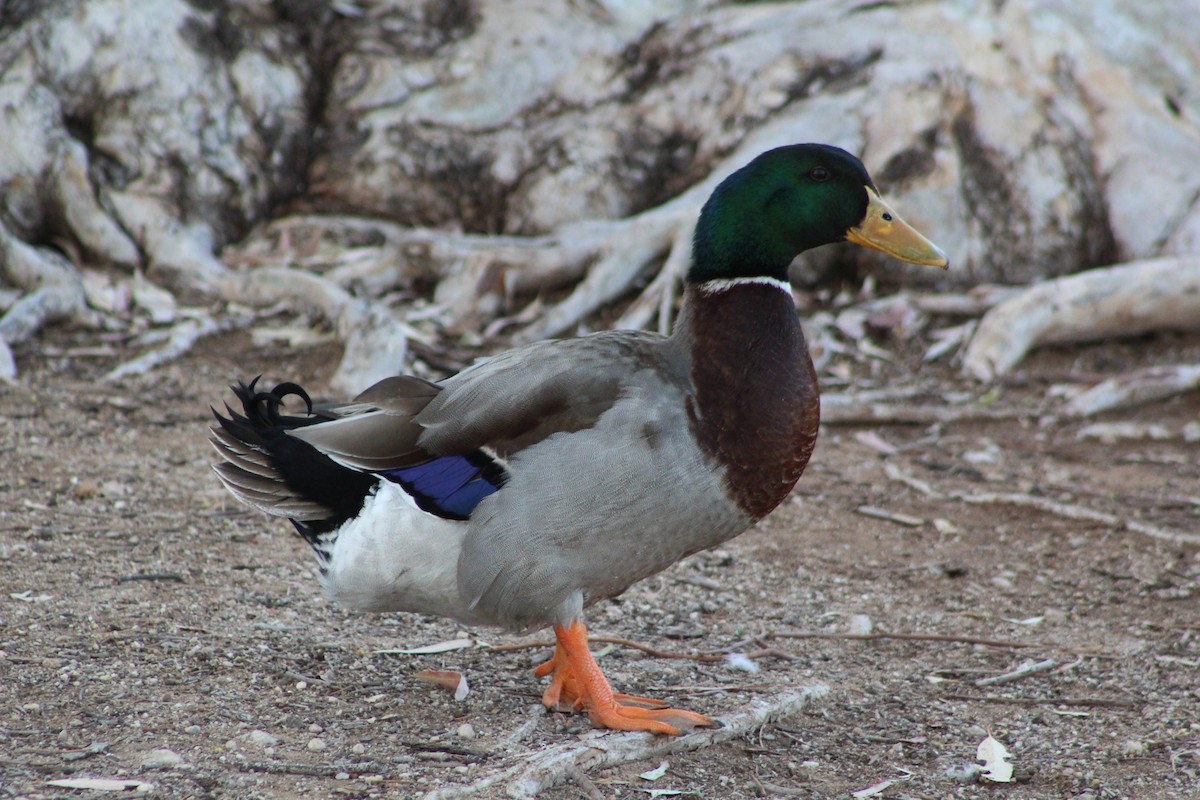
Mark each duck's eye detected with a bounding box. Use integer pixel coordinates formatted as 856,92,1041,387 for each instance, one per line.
809,166,830,182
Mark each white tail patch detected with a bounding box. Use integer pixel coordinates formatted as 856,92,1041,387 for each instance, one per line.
320,481,478,622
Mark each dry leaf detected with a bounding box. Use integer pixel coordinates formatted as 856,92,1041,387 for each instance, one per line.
639,760,669,780
414,669,470,701
977,732,1015,782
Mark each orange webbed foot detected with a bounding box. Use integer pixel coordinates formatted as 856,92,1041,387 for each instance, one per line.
536,621,718,735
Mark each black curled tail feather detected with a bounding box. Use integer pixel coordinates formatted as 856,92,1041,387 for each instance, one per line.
210,377,377,547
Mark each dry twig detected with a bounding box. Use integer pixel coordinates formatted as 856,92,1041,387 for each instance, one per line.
939,694,1138,709
882,463,1200,546
770,630,1039,650
422,685,828,799
974,658,1058,686
820,398,1024,425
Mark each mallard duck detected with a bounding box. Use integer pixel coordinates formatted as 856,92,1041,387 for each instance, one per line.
211,143,947,735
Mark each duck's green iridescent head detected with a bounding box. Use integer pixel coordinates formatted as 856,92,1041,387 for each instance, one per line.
689,143,948,283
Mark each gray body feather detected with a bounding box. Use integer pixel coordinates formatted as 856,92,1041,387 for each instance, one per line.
279,328,752,631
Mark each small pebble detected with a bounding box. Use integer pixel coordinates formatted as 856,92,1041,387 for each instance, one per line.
246,730,279,748
1120,740,1148,757
140,748,184,769
335,771,350,780
308,737,327,751
352,743,367,754
946,762,981,783
456,723,476,739
185,725,202,735
309,723,323,733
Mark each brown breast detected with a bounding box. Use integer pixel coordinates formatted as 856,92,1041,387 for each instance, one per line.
684,282,820,519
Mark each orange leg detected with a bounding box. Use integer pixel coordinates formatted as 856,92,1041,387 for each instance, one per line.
535,621,716,735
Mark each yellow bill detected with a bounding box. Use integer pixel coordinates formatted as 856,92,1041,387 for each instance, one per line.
846,187,949,268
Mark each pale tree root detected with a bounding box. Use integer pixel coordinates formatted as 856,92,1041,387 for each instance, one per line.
233,205,698,344
231,116,861,350
1064,364,1200,416
102,313,253,383
225,267,411,394
0,221,92,381
963,256,1200,381
422,685,828,800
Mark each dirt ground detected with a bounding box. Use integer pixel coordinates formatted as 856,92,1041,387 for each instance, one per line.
2,316,1198,800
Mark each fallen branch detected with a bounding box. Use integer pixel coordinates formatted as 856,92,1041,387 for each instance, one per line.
238,761,379,778
963,256,1200,381
974,658,1058,686
422,685,828,799
882,463,1200,546
938,694,1138,709
911,285,1024,316
102,313,250,382
770,630,1040,650
820,398,1024,425
1064,363,1200,416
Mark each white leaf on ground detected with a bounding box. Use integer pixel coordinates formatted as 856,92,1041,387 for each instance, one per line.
46,778,154,793
977,732,1015,782
1002,616,1044,626
454,673,470,701
10,591,53,603
381,638,475,654
639,759,669,780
